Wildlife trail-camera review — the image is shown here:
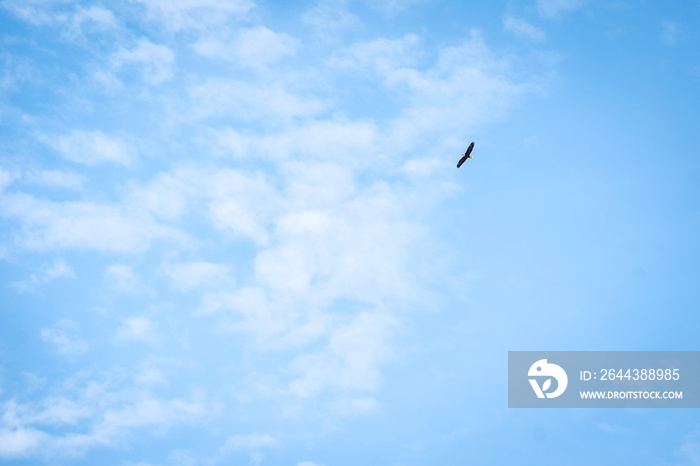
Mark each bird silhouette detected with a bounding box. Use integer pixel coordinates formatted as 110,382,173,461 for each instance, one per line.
456,142,475,168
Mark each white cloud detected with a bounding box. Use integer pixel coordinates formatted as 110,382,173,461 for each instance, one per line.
537,0,584,19
204,170,282,246
116,317,158,343
256,205,418,300
167,450,197,466
213,120,378,167
326,30,539,151
503,15,546,42
162,261,232,292
210,128,250,158
43,258,75,280
302,0,360,38
40,319,90,357
23,397,92,426
673,432,700,465
65,5,118,36
160,143,450,402
0,52,36,93
196,287,329,351
112,39,175,85
328,33,421,74
329,396,379,416
121,168,281,245
0,379,207,458
71,5,117,27
282,161,358,206
102,397,202,428
191,164,429,374
221,432,275,453
270,180,423,302
90,67,126,95
135,0,254,30
0,192,188,253
41,328,90,356
0,2,117,34
382,30,536,142
192,26,298,68
661,20,680,45
105,264,138,292
0,167,16,191
365,0,425,14
49,130,134,166
298,462,322,466
0,427,48,458
123,172,190,221
0,16,553,461
1,1,56,26
135,367,164,386
400,156,445,177
11,258,75,292
24,170,84,189
234,27,297,66
189,78,327,123
350,397,378,412
288,312,396,397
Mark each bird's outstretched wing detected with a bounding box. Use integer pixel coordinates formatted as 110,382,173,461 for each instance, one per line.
456,141,475,168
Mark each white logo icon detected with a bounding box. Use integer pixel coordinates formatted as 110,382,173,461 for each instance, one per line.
528,359,568,399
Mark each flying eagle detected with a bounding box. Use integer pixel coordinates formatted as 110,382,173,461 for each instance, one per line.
456,142,475,168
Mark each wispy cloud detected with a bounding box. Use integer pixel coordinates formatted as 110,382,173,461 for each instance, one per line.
328,33,421,73
0,373,206,459
0,167,15,191
48,130,135,166
0,192,189,253
162,261,232,292
1,2,117,35
104,264,139,292
221,432,276,453
673,432,700,465
102,397,203,428
0,427,48,458
111,39,175,85
116,317,159,344
188,78,327,123
68,5,118,34
661,20,680,45
302,0,360,38
503,15,546,42
3,16,541,420
192,26,298,68
288,312,396,397
536,0,584,19
23,170,85,190
134,0,254,30
11,258,75,292
329,30,537,142
0,1,556,461
366,0,425,14
40,327,90,357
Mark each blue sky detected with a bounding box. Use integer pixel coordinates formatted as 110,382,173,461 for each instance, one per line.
1,0,699,464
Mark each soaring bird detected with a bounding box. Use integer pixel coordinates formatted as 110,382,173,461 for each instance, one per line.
456,142,475,168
